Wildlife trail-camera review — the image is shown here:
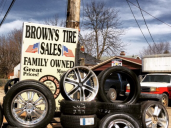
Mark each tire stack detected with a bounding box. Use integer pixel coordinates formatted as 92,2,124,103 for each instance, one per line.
60,66,169,128
60,66,99,128
96,66,142,128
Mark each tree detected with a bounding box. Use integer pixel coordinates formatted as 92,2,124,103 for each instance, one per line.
139,42,171,57
0,28,22,78
44,14,65,27
80,1,125,60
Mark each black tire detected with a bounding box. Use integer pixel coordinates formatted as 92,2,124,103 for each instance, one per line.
4,78,19,94
3,80,56,128
96,102,141,119
61,114,98,128
60,66,99,101
141,101,169,128
160,93,169,107
60,99,98,115
99,112,140,128
98,66,140,104
0,103,3,128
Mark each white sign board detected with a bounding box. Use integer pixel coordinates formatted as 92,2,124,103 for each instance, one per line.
112,59,122,66
143,56,171,72
20,22,78,110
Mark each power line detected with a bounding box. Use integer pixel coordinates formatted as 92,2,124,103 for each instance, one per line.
135,0,159,52
0,0,7,17
127,0,171,28
0,0,16,27
126,0,154,53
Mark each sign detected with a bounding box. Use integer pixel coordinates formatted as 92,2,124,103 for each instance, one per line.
112,59,122,66
20,22,78,110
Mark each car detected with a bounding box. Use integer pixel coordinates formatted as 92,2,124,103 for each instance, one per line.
104,73,128,102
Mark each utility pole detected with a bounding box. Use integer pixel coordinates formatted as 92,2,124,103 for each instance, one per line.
66,0,81,30
66,0,83,66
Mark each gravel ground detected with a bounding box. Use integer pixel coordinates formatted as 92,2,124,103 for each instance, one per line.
0,89,170,128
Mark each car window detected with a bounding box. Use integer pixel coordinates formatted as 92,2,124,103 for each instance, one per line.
142,75,171,83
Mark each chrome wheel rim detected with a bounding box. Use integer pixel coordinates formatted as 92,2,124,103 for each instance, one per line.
11,89,48,125
145,104,168,128
63,66,99,101
108,119,134,128
162,95,168,107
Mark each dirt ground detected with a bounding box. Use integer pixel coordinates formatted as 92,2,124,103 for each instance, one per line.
0,88,170,128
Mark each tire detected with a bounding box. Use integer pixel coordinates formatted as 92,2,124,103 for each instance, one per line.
0,103,3,128
61,114,98,128
3,80,56,128
141,101,169,128
160,93,169,107
60,99,98,115
99,112,140,128
107,88,117,102
98,66,140,104
60,66,99,101
4,78,19,94
96,102,141,119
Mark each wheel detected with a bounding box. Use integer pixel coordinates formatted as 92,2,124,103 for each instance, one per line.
4,78,19,94
61,114,98,128
60,66,99,101
98,66,140,104
160,93,169,107
107,88,117,102
0,103,3,128
60,99,98,115
142,101,169,128
3,80,56,128
97,102,141,119
99,112,140,128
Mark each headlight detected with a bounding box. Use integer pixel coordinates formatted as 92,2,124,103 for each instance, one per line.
150,87,159,92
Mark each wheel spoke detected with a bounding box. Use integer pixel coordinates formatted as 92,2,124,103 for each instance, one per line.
15,108,24,112
152,123,157,128
35,100,45,106
33,109,42,118
157,121,165,127
146,119,152,126
33,96,43,104
74,68,81,82
17,95,26,104
82,71,92,83
146,107,153,117
68,86,80,96
158,117,167,122
30,92,35,101
65,78,78,86
80,88,85,101
83,84,95,93
25,112,32,121
17,110,25,116
153,106,161,116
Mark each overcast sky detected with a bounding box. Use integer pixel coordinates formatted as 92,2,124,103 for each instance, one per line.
0,0,171,56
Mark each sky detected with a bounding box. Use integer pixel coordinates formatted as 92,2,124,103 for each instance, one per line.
0,0,171,56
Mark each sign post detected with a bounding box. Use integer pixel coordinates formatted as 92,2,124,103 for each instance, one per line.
20,22,78,111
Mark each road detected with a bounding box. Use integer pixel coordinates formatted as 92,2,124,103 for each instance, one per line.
0,89,170,128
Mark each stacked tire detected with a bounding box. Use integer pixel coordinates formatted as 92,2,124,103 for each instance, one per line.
96,66,142,128
60,66,99,128
2,80,56,128
60,66,142,128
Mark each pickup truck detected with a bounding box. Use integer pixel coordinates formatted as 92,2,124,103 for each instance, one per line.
140,73,171,107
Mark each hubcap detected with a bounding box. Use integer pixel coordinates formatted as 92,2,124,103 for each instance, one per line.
63,66,99,101
108,119,134,128
11,89,48,125
145,105,168,128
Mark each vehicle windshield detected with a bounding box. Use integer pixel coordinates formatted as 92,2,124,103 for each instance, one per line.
142,75,171,83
